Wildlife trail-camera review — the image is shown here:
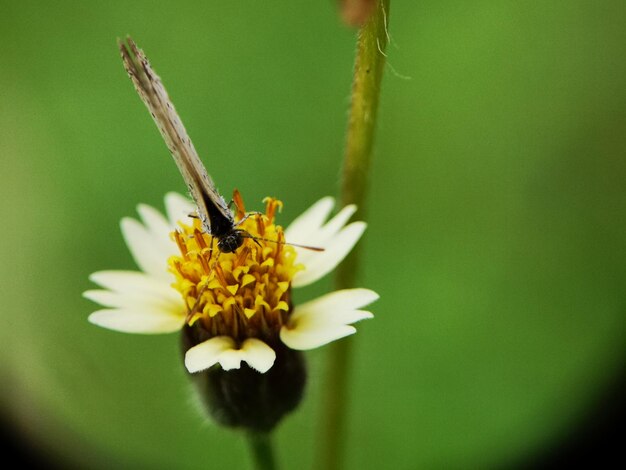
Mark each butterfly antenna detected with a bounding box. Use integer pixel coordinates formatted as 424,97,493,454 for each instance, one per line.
239,232,324,252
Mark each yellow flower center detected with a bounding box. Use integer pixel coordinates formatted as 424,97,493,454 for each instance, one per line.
168,195,301,344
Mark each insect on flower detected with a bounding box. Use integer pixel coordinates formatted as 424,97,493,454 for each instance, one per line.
87,38,377,415
118,37,321,255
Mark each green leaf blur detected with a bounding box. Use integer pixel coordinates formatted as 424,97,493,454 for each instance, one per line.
1,1,624,468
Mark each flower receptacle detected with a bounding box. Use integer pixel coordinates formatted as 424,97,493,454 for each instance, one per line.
182,325,307,433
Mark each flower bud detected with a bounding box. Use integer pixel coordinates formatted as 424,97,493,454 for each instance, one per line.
182,325,307,433
338,0,376,27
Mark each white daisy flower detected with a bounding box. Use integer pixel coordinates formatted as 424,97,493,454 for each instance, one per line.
84,192,377,374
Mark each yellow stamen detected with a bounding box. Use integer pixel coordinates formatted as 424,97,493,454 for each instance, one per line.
168,195,303,344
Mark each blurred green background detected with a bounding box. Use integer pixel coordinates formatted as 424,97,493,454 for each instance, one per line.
1,1,625,468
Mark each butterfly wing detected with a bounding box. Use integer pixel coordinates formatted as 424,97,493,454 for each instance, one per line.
119,37,234,236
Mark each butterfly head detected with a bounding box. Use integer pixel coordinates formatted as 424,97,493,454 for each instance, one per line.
217,230,244,254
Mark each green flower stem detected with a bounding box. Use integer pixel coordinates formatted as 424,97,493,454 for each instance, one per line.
318,1,390,469
247,432,277,470
340,0,391,216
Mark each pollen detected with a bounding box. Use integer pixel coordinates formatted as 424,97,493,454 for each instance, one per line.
168,195,302,344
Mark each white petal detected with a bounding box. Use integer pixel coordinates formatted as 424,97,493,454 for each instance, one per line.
293,309,374,330
165,192,195,226
290,288,379,322
238,339,276,373
314,204,357,240
280,288,377,350
284,198,366,287
290,204,358,268
217,339,276,372
184,337,276,374
185,336,236,373
88,271,179,303
281,324,356,350
284,197,335,242
218,349,244,371
83,288,181,312
137,203,174,247
292,222,366,287
88,307,185,334
121,217,173,281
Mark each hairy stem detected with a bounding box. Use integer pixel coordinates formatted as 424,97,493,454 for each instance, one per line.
317,1,390,469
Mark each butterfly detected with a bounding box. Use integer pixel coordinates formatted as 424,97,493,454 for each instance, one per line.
119,37,246,253
119,37,323,256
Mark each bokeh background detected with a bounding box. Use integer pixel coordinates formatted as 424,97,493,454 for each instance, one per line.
1,1,625,468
